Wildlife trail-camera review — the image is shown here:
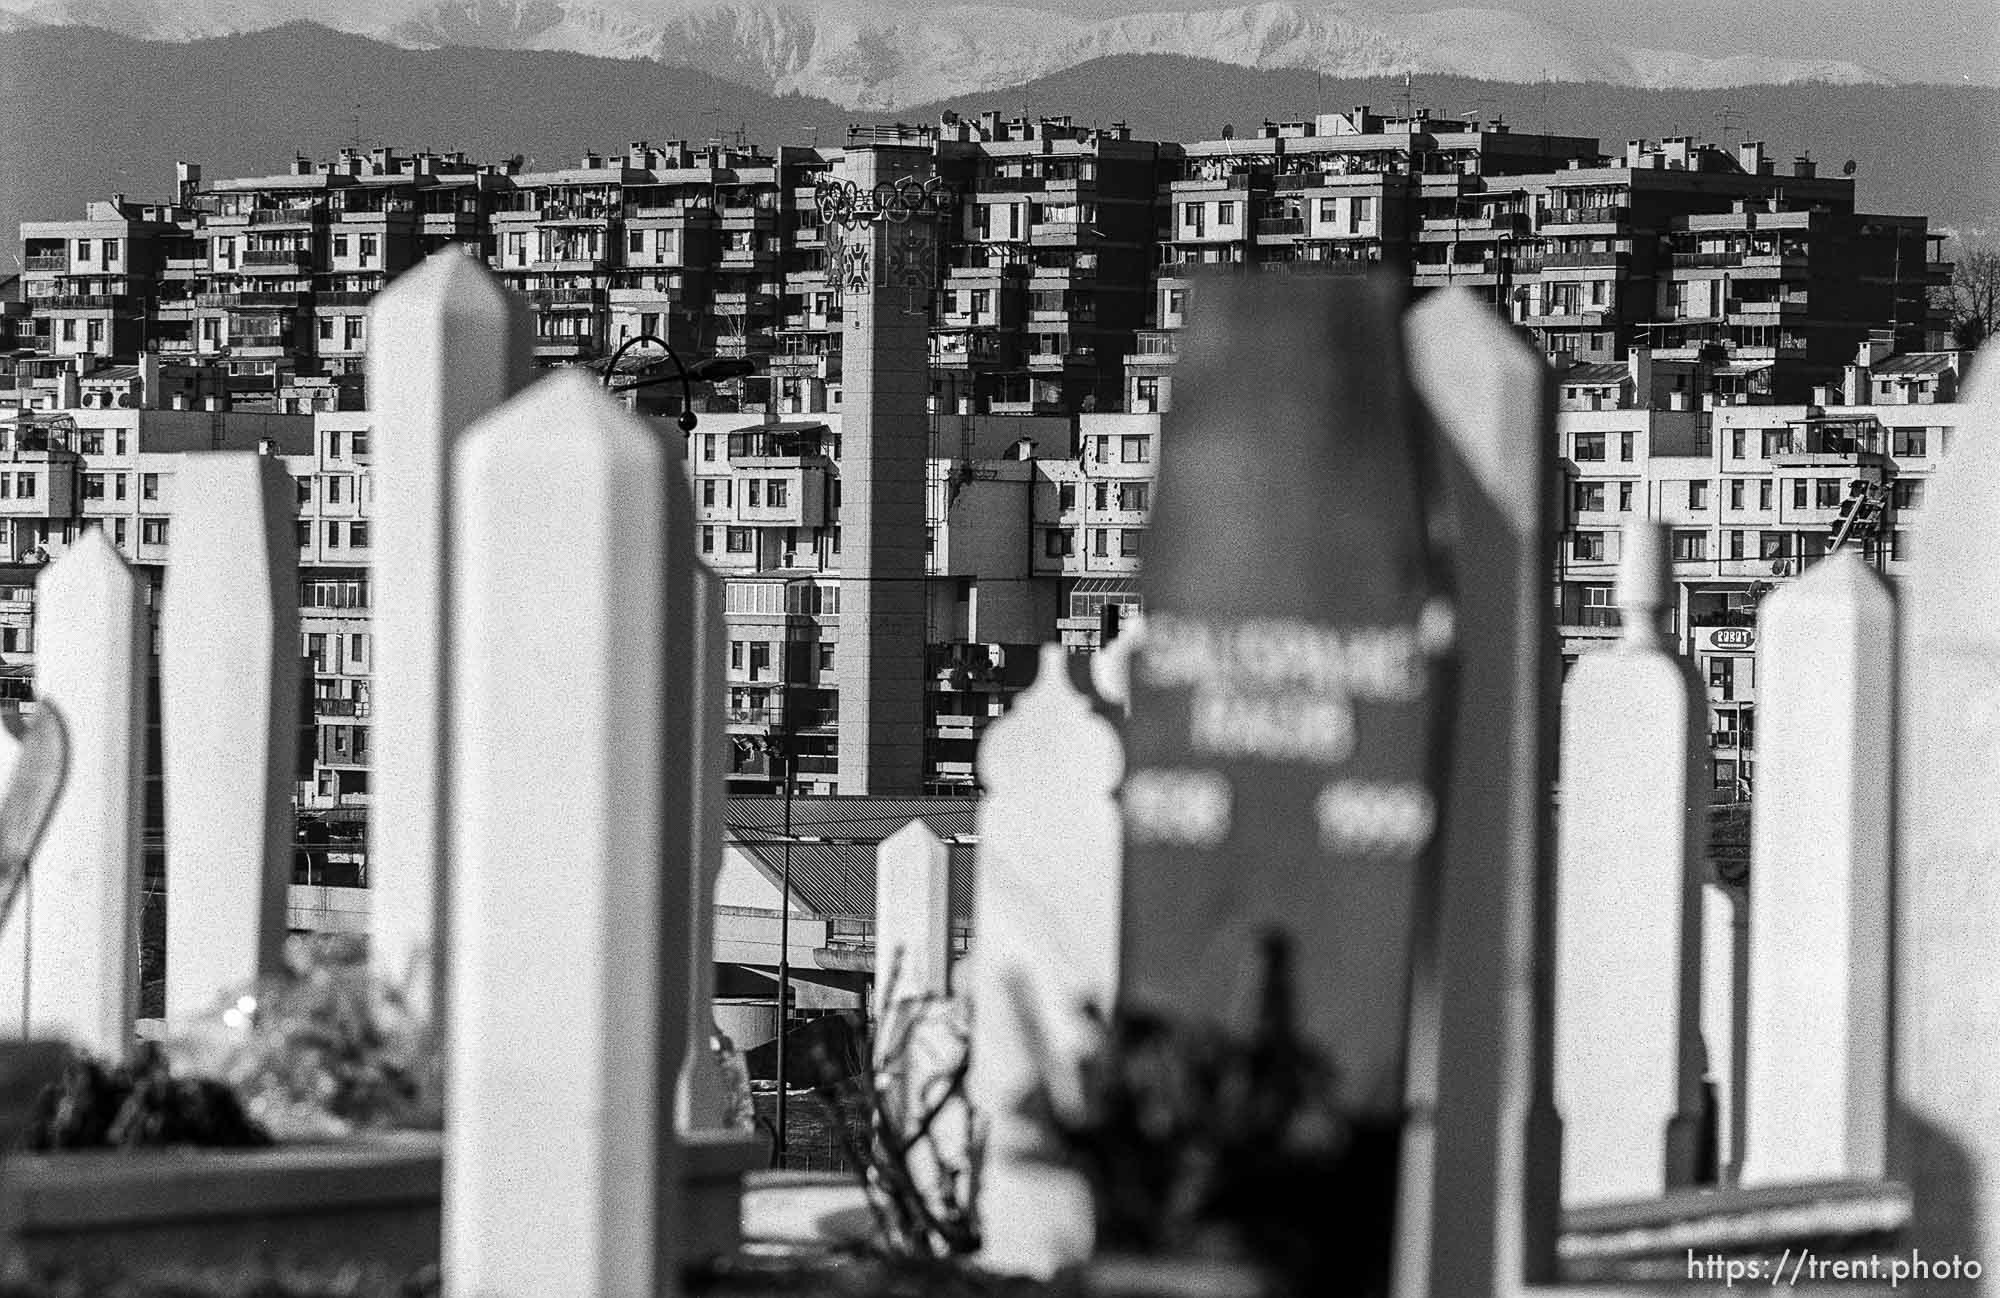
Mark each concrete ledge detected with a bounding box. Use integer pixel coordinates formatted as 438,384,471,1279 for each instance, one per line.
3,1127,769,1274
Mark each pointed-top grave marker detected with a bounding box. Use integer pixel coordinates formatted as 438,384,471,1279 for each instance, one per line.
1120,274,1454,1282
368,250,530,1018
1553,520,1706,1207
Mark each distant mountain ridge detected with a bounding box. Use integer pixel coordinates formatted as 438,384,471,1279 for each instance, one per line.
0,0,1895,108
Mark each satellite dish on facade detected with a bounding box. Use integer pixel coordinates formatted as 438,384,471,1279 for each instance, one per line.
1842,159,1858,176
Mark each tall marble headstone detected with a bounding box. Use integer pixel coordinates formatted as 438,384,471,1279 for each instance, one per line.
827,147,940,795
1120,274,1454,1252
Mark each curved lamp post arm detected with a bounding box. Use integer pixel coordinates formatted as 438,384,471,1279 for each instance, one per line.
602,333,698,432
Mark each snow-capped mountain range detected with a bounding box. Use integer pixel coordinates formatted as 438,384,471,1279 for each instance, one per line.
0,0,1893,109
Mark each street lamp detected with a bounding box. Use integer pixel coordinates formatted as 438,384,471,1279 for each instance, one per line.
596,333,764,431
734,730,796,1167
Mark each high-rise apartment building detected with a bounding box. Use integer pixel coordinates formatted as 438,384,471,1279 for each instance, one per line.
8,105,1953,801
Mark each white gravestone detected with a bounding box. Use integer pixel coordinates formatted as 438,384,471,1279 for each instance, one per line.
1893,342,2000,1270
874,819,957,1213
1742,553,1892,1186
1553,520,1707,1207
970,644,1123,1278
677,565,732,1132
443,373,688,1298
1400,290,1564,1295
367,251,530,1018
160,453,299,1021
29,531,146,1056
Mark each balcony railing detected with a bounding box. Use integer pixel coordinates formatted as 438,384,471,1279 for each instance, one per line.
242,249,310,268
24,256,66,273
249,206,325,225
1256,217,1306,237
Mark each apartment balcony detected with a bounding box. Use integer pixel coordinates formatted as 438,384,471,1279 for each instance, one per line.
1168,173,1259,193
314,698,371,719
714,291,777,314
726,704,786,733
1541,205,1629,230
1255,217,1306,238
242,249,312,270
24,256,67,273
1670,251,1744,269
1028,348,1093,372
237,291,308,310
248,206,326,226
1543,251,1631,270
315,291,375,308
529,287,608,309
31,294,132,312
531,256,609,273
719,248,776,271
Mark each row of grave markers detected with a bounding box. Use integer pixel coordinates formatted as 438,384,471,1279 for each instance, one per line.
0,250,1994,1296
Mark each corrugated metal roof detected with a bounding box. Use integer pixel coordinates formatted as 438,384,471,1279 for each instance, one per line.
1873,352,1957,377
725,794,978,843
733,839,977,923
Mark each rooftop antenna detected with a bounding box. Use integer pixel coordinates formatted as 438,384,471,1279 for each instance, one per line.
1400,69,1415,122
1715,103,1740,144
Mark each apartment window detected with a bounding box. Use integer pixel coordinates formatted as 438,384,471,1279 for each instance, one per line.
726,528,752,553
766,479,788,508
112,518,126,548
749,643,771,679
115,431,126,455
74,239,91,261
1762,429,1790,458
702,434,718,462
347,522,370,549
831,525,841,555
1118,482,1149,511
61,320,77,343
1120,436,1151,463
1730,429,1746,460
1759,531,1793,560
1573,432,1606,462
81,474,105,501
1119,529,1143,557
351,430,370,458
1758,480,1773,510
1729,529,1746,559
326,476,344,505
1092,529,1109,557
1688,481,1709,510
1057,483,1076,512
1166,289,1186,316
1618,481,1634,512
1044,528,1073,557
1619,432,1634,462
1217,202,1236,226
1093,483,1109,512
628,229,644,254
970,289,991,316
1791,479,1808,509
102,238,119,263
319,318,336,341
359,234,379,262
78,431,104,455
306,634,328,671
332,234,349,258
297,478,313,505
325,521,342,548
1891,529,1912,560
1893,480,1924,510
700,526,715,554
1709,656,1736,701
1573,482,1605,514
747,480,762,508
1672,529,1707,561
141,519,167,546
817,644,835,673
14,474,34,500
327,429,344,459
729,641,744,673
1352,196,1373,227
1713,759,1739,794
1729,479,1745,509
1815,478,1843,508
1318,199,1338,223
295,521,312,548
701,480,718,507
1892,427,1928,457
1572,531,1605,561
